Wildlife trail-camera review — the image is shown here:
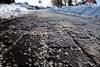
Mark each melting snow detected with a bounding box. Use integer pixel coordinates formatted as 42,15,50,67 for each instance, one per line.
0,4,30,19
49,4,100,18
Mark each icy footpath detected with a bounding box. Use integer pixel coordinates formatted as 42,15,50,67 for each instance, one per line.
0,4,30,19
49,5,100,18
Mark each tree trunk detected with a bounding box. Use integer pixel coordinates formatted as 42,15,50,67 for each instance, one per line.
68,0,73,6
63,0,67,6
0,0,15,4
93,0,97,4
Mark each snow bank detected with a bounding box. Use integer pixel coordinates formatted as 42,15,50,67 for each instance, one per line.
96,0,100,5
0,4,29,19
50,5,100,18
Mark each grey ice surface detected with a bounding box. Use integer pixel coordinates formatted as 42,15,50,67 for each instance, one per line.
0,11,100,67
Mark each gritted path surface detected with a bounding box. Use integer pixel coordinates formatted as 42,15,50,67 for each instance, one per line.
0,11,100,67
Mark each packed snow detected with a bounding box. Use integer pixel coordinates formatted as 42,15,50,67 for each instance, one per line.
49,4,100,18
0,4,32,19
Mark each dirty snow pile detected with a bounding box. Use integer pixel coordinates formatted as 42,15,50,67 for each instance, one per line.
0,4,29,19
50,4,100,18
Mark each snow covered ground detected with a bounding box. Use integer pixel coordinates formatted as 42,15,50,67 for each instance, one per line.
48,4,100,18
1,3,100,19
0,4,35,19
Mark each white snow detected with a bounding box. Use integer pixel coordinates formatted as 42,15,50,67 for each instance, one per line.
0,4,31,19
96,0,100,5
1,3,100,19
49,4,100,18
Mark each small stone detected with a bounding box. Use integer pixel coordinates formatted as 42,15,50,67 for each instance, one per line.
4,36,8,38
3,60,6,63
28,48,31,51
0,55,2,57
0,57,3,60
13,64,18,66
65,52,68,55
49,61,53,66
1,44,5,47
28,54,31,56
56,55,60,58
5,48,8,51
59,63,63,66
28,59,32,62
0,65,2,67
29,64,32,66
58,49,62,52
26,62,28,65
23,53,27,55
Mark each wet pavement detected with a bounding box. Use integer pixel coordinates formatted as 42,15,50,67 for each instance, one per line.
0,11,100,67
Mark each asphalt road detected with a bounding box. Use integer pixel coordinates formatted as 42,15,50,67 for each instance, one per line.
0,11,100,67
